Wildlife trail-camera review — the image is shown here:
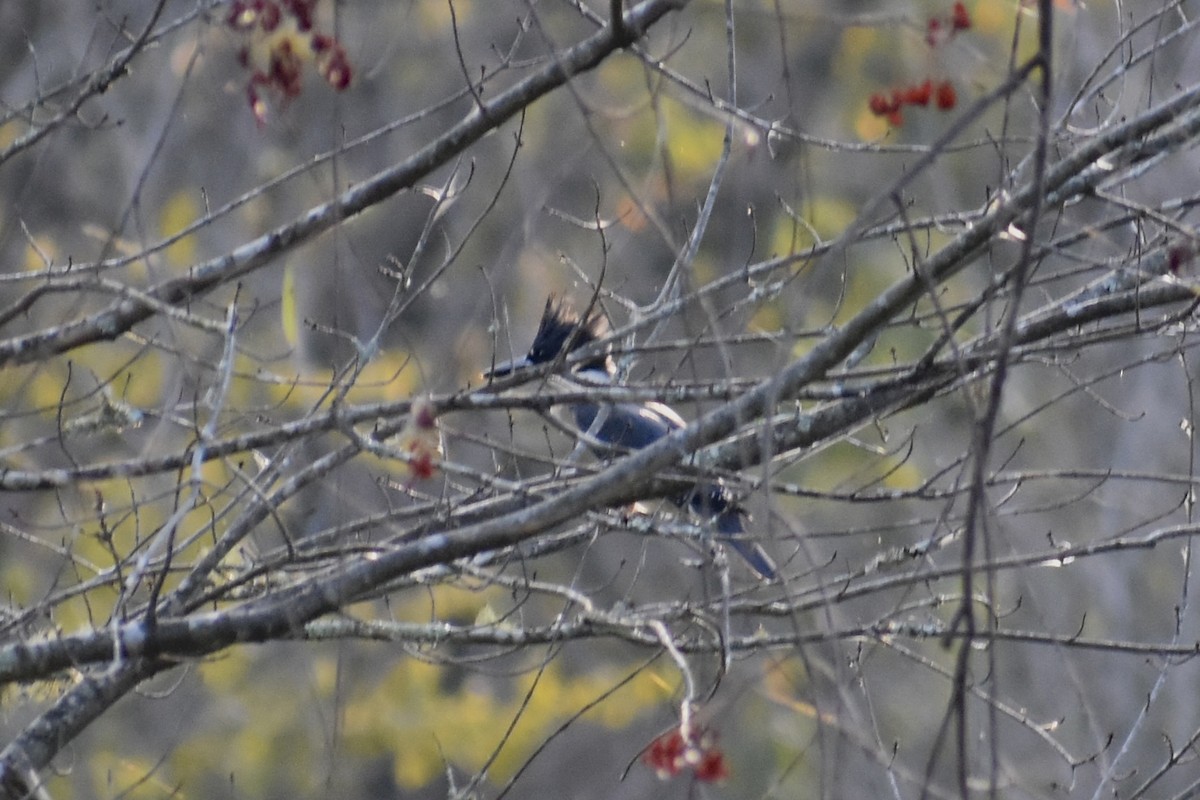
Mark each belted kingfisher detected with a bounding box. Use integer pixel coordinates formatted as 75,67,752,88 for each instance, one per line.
486,296,776,580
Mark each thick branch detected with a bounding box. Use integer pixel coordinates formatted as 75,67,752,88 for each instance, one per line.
0,0,687,368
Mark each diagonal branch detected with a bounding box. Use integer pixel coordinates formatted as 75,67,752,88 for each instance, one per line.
0,0,689,369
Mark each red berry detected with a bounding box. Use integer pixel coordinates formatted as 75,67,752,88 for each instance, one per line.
410,449,435,480
902,79,932,106
319,47,353,90
643,729,687,778
952,1,972,31
246,84,268,127
935,80,957,110
259,1,281,31
695,750,729,783
926,17,943,47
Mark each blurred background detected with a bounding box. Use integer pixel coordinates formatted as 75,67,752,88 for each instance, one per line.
2,1,1200,798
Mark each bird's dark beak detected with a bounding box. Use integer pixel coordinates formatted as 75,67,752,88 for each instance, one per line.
483,355,533,380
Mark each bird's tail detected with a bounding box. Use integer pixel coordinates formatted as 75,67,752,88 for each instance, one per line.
685,485,777,581
713,508,777,580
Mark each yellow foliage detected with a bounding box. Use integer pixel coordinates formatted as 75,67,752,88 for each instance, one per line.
342,655,672,788
266,350,420,411
89,753,177,800
689,253,717,286
855,106,893,141
768,196,856,259
173,671,326,798
417,0,473,32
198,650,254,693
52,594,111,633
339,588,677,785
834,25,880,73
802,196,857,243
1011,11,1042,65
193,456,234,496
763,659,838,732
747,301,783,333
972,1,1011,36
180,615,676,795
22,233,58,271
1,674,73,710
396,582,510,623
791,436,929,497
0,120,20,150
0,364,34,416
280,265,300,349
221,350,286,413
120,351,169,408
158,190,200,267
312,654,341,697
596,52,648,106
40,344,168,410
568,89,727,184
25,360,73,415
184,729,267,797
44,472,229,626
0,559,35,606
789,440,866,493
881,458,925,491
473,602,501,627
167,730,243,795
764,656,806,695
662,99,726,180
67,478,143,553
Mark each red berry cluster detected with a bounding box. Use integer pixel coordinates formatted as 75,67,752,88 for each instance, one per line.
926,1,973,47
867,2,970,128
226,0,353,126
642,725,729,783
868,79,957,126
395,399,441,481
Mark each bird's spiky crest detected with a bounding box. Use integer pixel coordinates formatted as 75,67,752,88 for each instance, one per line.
527,296,611,371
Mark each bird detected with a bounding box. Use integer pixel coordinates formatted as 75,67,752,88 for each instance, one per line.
486,296,777,580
